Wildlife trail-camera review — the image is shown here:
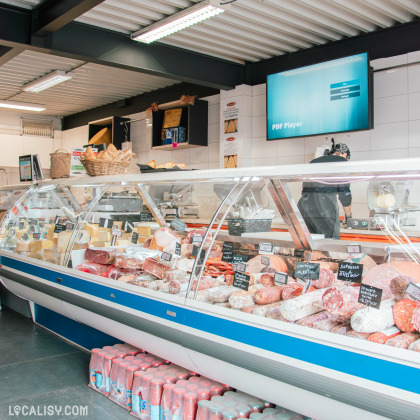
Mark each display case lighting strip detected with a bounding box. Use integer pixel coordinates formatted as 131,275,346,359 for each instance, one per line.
131,0,228,44
22,70,73,93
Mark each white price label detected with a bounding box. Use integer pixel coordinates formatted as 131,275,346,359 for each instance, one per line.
405,282,420,301
347,244,361,254
235,262,247,273
274,272,288,285
111,228,122,237
161,252,172,262
192,235,202,244
259,242,274,255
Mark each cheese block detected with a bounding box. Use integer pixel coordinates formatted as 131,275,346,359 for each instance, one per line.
46,227,58,241
73,242,89,250
15,229,27,240
92,241,107,247
115,239,130,247
136,226,152,237
30,240,55,254
88,127,111,146
86,224,99,241
112,221,123,229
57,229,90,252
16,240,31,253
43,247,58,259
137,236,149,244
98,231,111,242
28,252,43,260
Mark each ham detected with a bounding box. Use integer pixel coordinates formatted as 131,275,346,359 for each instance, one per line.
142,258,172,279
85,247,116,265
322,285,364,319
246,255,287,274
149,227,180,251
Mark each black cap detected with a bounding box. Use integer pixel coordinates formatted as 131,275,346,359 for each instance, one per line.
330,138,350,159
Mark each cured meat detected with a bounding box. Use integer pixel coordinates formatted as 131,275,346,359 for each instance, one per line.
390,275,419,301
207,285,237,303
252,301,282,317
362,261,420,300
175,258,194,273
282,282,316,300
330,322,352,335
311,268,335,289
168,280,185,294
346,330,371,340
241,305,257,313
191,276,221,291
408,338,420,352
162,269,189,283
313,318,346,333
254,286,283,305
186,290,211,302
296,311,329,328
143,238,151,248
322,285,364,319
214,302,231,308
76,262,109,276
280,289,326,322
187,229,212,248
345,253,377,275
350,299,396,333
229,285,263,309
413,305,420,332
107,266,144,280
115,248,159,269
143,258,172,279
385,332,419,349
368,326,401,344
85,247,116,265
246,255,287,274
266,306,292,322
256,273,275,287
392,299,419,332
149,227,180,251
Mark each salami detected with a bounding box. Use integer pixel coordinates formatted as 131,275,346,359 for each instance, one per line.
254,286,283,305
162,270,189,283
368,326,401,344
187,290,211,302
346,330,371,340
385,332,419,349
191,276,221,291
282,282,317,300
246,255,287,274
413,305,420,332
241,305,257,313
311,268,335,289
256,273,275,287
312,318,346,332
252,301,282,317
408,338,420,352
207,285,237,303
392,299,419,333
266,306,292,322
345,253,377,275
229,285,263,309
322,285,364,319
350,299,396,333
390,275,418,301
296,311,329,328
280,288,326,322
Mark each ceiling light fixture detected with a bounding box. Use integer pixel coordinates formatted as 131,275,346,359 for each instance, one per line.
131,0,229,44
0,100,45,112
22,70,73,93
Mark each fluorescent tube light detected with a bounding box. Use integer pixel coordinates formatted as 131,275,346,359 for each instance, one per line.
0,100,45,112
131,0,228,44
22,70,73,93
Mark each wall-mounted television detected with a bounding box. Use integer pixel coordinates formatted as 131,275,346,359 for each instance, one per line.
266,52,372,140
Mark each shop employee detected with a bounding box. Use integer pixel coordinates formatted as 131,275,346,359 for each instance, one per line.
298,142,352,239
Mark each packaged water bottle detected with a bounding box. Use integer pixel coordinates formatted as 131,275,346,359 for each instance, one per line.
95,351,107,390
132,370,147,418
102,346,113,351
183,392,198,420
109,358,123,400
163,375,177,384
171,386,186,420
200,380,212,388
236,404,251,418
197,399,211,420
116,362,130,404
197,388,210,401
89,348,101,389
150,378,164,420
103,354,115,395
208,404,224,420
189,376,202,384
124,356,136,362
161,382,176,420
125,365,139,410
210,384,224,398
247,400,263,413
222,409,238,420
140,374,154,419
249,413,263,420
187,383,199,392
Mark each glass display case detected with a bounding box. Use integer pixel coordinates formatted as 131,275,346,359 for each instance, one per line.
0,159,419,419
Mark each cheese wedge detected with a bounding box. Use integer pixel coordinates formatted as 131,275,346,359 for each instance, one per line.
30,240,55,254
136,226,152,237
16,240,30,253
98,231,111,242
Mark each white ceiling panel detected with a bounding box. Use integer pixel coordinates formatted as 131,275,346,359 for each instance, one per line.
73,0,420,63
0,50,178,116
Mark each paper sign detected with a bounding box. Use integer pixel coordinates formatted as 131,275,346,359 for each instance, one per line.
161,252,172,262
405,282,420,301
70,147,97,176
274,272,288,285
259,242,274,255
347,244,362,254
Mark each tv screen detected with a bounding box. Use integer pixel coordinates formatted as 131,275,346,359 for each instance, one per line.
267,52,371,140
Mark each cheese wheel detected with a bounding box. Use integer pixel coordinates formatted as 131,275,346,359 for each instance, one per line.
88,127,111,146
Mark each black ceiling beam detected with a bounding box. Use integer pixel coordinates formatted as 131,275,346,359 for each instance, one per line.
32,0,106,37
62,82,219,130
246,19,420,85
0,4,244,91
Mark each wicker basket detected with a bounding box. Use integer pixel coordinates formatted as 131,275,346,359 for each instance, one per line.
80,159,131,176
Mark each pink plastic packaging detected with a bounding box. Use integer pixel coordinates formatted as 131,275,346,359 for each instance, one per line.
131,370,147,418
109,358,123,401
88,348,101,389
96,354,115,396
184,392,198,420
94,351,107,391
110,361,129,405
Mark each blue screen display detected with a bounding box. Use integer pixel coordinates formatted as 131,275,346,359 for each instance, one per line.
267,53,370,140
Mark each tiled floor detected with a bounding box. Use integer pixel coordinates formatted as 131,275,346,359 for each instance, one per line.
0,307,131,419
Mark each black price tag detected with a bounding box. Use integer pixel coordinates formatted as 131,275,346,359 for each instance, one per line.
337,262,363,283
261,256,270,266
161,252,172,262
29,225,35,233
131,232,139,244
234,262,247,273
30,219,38,226
39,221,45,229
140,212,153,222
175,242,181,256
198,249,206,266
170,217,187,233
192,235,202,244
33,233,41,240
66,222,75,231
232,254,249,263
111,235,117,247
8,221,15,228
22,233,29,241
19,221,25,229
54,224,66,234
405,282,420,301
274,272,288,285
347,244,362,254
358,284,383,309
294,262,320,280
192,245,199,257
259,242,274,255
99,217,106,228
221,242,234,263
124,221,133,233
111,228,122,237
233,272,250,291
294,249,304,258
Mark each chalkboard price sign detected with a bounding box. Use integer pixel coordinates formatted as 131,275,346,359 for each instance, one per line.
19,221,25,229
140,212,153,222
274,272,288,285
131,232,139,244
222,242,234,263
337,262,363,283
170,217,187,233
175,242,181,256
358,284,383,309
54,224,66,234
233,272,250,291
99,218,112,228
294,262,320,280
294,249,304,258
232,254,249,264
33,233,41,240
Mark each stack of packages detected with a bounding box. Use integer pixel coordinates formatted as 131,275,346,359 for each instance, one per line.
196,391,304,420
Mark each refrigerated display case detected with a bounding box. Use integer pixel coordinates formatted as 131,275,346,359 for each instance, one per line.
0,158,419,420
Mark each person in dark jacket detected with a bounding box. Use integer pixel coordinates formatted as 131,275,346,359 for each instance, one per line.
298,142,352,239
